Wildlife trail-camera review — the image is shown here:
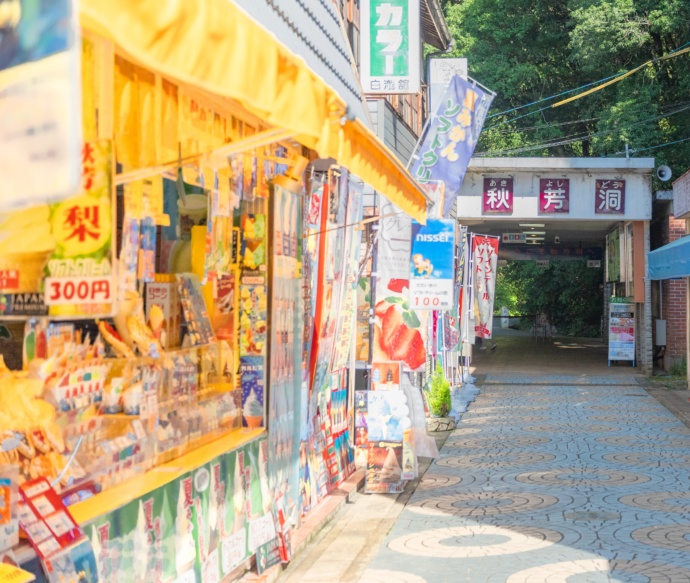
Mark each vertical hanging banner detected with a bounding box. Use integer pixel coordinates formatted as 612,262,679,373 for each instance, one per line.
331,177,364,371
471,235,499,339
373,197,427,372
360,0,420,94
0,0,81,210
411,75,494,217
409,219,455,310
268,183,302,537
43,141,114,317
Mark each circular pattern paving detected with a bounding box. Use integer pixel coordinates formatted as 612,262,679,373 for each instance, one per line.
619,492,690,513
358,570,428,583
631,524,690,552
601,452,690,467
590,414,676,424
665,425,690,435
407,491,559,517
506,558,609,583
387,524,562,558
416,473,464,491
436,452,557,469
595,436,690,447
450,426,482,436
515,468,651,486
446,435,552,449
506,559,690,583
587,404,659,412
522,424,619,434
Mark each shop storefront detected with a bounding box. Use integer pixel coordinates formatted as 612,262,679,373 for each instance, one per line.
0,1,428,581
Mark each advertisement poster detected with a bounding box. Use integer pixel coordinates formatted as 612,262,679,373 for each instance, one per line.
409,219,455,310
371,361,401,390
471,235,499,339
354,390,368,447
366,442,404,494
240,356,264,429
87,439,267,583
38,140,115,318
268,184,303,530
609,302,636,362
0,0,81,211
373,196,427,371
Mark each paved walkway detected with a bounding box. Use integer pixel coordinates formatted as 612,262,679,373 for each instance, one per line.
359,374,690,582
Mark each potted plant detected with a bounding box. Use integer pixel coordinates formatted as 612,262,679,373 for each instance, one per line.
426,361,454,431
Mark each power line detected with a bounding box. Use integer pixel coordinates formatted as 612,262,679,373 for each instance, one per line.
475,103,690,157
489,99,690,136
610,136,690,157
485,39,690,127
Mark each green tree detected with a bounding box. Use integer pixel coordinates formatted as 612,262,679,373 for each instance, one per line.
441,0,690,176
495,261,604,337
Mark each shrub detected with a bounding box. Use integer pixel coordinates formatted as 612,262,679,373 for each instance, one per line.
428,360,451,417
670,355,687,377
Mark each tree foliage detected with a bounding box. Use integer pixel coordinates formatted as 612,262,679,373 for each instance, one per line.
441,0,690,177
495,261,604,337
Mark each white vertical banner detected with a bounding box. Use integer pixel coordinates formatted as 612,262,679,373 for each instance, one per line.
360,0,421,94
0,0,82,210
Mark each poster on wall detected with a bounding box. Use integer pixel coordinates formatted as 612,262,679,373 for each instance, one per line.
409,219,455,310
364,390,410,494
373,196,427,371
0,0,82,210
471,235,499,339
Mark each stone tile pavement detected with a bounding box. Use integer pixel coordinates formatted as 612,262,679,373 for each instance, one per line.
358,374,690,582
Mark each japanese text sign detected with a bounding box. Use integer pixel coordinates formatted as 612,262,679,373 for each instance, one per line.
539,178,570,213
409,219,455,310
360,0,420,94
46,140,114,317
471,235,499,339
412,75,494,216
595,179,626,214
483,178,513,214
673,171,690,220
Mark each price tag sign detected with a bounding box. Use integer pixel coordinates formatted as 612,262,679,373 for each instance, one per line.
44,276,113,306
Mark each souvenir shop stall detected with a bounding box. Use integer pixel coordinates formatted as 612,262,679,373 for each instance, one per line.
0,2,429,582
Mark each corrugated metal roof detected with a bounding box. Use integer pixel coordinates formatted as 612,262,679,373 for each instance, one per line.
233,0,370,126
422,0,452,50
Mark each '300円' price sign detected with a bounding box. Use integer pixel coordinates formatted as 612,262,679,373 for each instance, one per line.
44,276,113,305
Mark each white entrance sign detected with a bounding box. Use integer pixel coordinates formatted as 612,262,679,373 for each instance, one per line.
454,159,653,222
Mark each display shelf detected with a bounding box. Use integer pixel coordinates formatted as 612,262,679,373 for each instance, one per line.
69,428,265,525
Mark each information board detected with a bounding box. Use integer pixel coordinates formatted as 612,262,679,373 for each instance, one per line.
608,302,635,365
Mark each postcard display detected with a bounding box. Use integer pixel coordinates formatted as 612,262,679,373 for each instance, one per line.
608,301,636,366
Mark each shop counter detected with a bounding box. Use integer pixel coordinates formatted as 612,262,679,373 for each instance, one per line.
17,427,274,583
70,428,265,525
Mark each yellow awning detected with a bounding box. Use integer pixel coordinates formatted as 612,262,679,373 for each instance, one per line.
79,0,428,222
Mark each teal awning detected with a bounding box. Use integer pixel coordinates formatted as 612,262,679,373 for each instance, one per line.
648,235,690,280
